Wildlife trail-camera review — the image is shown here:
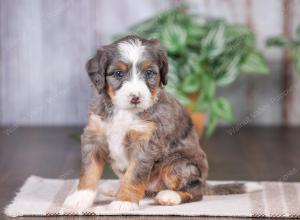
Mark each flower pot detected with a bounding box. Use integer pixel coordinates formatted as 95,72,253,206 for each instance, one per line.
185,93,205,138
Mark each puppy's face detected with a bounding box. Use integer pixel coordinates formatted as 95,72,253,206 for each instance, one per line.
86,36,168,112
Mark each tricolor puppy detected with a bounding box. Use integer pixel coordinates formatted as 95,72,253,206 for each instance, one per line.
64,35,261,212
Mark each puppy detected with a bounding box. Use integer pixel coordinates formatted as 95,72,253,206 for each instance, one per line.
64,35,261,212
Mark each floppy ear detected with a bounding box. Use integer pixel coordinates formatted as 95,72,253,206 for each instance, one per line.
86,48,108,93
158,48,168,86
149,39,168,86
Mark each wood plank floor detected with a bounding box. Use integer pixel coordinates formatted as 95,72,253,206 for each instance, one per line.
0,126,299,220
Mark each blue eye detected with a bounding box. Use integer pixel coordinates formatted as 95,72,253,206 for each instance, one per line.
145,70,155,78
114,70,124,79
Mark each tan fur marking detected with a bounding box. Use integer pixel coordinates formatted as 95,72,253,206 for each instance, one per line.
151,85,160,98
140,60,160,98
78,157,105,190
140,60,152,70
177,191,193,203
161,165,195,203
116,61,128,72
85,113,105,134
127,121,156,143
161,166,181,190
106,84,116,97
116,162,145,203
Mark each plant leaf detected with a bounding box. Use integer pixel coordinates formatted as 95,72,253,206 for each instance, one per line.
71,133,81,142
181,74,201,93
201,75,216,100
216,55,240,86
195,93,210,112
297,26,300,40
204,98,233,137
295,53,300,74
202,22,226,59
212,98,233,121
205,114,218,138
166,84,192,106
161,24,187,54
241,51,269,74
266,37,289,48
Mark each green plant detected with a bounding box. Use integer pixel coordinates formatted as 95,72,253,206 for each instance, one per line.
267,25,300,74
115,5,269,137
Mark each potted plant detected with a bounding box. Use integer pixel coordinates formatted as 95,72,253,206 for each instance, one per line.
267,25,300,74
114,5,269,138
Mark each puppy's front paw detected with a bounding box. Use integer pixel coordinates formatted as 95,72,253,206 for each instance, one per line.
155,190,181,206
63,190,96,211
108,200,139,211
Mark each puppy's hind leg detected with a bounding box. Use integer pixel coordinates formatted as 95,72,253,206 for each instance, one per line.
155,160,204,206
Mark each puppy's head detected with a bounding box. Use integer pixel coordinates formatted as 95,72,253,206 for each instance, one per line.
86,35,168,112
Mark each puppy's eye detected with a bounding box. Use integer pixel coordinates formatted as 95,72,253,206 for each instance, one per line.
114,70,124,79
145,70,156,78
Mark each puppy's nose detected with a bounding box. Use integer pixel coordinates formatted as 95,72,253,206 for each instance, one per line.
130,95,141,105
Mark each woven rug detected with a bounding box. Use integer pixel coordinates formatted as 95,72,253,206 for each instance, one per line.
4,175,300,218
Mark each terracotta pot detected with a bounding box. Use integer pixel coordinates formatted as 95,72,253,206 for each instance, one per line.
185,93,205,138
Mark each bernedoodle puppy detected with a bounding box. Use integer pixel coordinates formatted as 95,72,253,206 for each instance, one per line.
64,35,261,212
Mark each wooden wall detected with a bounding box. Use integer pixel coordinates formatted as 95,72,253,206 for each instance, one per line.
0,0,299,127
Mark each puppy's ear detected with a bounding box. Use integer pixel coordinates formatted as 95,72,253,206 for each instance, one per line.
150,39,168,86
86,48,108,93
159,49,168,86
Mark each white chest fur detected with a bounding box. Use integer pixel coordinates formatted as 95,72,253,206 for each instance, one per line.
102,110,144,173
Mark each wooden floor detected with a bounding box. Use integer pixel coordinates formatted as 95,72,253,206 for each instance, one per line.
0,126,299,220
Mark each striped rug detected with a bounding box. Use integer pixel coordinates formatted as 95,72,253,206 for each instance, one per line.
4,176,300,218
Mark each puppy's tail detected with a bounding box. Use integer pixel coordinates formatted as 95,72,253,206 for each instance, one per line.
203,182,262,196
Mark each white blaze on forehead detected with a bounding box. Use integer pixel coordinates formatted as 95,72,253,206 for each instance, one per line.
113,39,153,111
118,39,145,64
